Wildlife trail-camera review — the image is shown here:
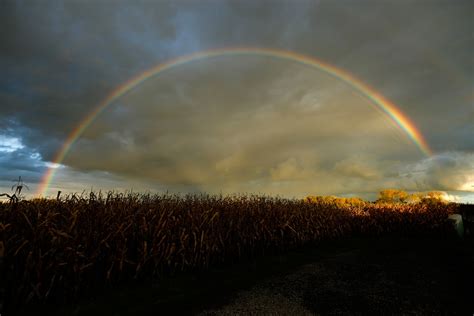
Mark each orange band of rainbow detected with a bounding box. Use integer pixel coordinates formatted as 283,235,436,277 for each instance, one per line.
37,47,432,196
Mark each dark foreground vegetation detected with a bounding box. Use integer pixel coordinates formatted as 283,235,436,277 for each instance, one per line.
21,235,474,315
0,192,469,314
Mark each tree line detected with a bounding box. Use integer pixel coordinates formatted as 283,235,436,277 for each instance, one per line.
305,189,448,205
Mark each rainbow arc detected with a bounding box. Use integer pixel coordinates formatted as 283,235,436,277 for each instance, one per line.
37,48,433,196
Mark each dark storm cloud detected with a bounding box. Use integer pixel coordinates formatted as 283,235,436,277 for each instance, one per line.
0,0,472,199
0,0,315,155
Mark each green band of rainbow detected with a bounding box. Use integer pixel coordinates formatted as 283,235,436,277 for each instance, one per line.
37,47,432,196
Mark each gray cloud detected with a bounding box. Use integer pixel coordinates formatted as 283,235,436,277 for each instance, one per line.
397,152,474,192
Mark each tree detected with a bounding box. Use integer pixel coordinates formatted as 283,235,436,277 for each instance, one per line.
420,191,447,204
405,192,422,204
425,191,445,200
377,189,409,203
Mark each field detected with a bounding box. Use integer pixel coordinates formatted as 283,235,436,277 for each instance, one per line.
0,193,466,313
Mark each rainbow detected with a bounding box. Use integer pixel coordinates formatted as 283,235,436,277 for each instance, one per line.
37,47,432,196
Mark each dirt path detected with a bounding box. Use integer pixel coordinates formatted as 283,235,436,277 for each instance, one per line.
199,237,474,315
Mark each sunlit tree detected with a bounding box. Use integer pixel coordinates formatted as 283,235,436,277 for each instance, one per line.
420,191,448,204
405,192,422,204
377,189,409,204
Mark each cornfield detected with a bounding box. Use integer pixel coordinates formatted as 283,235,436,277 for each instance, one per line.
0,193,457,309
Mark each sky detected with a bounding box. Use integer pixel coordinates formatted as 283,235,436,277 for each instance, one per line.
0,0,473,202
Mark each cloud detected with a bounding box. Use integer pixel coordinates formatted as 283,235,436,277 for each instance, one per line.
270,158,315,181
0,0,472,199
0,135,24,153
57,57,412,188
334,155,381,180
397,152,474,192
0,140,46,195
